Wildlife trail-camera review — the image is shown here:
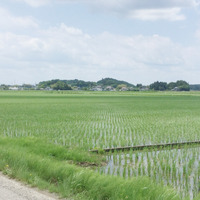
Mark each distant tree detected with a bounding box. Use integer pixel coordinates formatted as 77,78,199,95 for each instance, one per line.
150,81,167,91
167,82,176,90
37,79,59,89
0,84,9,90
136,84,142,88
167,80,190,91
176,80,188,87
178,84,190,91
38,79,96,89
97,78,134,88
190,84,200,91
51,81,72,90
22,84,34,90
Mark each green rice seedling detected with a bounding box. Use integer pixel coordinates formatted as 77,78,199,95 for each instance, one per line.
1,91,200,199
104,146,200,199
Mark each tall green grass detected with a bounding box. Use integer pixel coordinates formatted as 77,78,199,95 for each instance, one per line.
0,137,180,200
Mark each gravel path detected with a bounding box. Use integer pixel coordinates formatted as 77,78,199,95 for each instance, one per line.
0,173,61,200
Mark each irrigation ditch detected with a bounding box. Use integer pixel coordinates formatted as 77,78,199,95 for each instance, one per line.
89,140,200,153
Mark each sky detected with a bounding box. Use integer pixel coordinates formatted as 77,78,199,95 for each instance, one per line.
0,0,200,85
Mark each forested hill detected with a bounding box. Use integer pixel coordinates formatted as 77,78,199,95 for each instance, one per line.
38,79,96,89
97,78,134,88
37,78,193,91
64,79,96,88
37,78,134,89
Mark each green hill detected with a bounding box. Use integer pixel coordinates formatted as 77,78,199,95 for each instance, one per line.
37,79,96,89
97,78,134,88
64,79,96,88
37,78,134,90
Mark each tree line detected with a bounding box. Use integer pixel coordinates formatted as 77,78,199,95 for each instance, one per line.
149,80,190,91
37,78,190,91
1,78,191,91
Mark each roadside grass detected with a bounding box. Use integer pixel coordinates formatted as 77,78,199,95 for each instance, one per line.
0,137,103,165
0,136,181,200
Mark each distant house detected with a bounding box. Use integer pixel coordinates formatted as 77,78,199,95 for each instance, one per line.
92,85,103,91
45,87,53,91
171,87,179,91
140,86,149,91
9,86,19,90
120,87,128,91
105,86,115,91
73,86,81,91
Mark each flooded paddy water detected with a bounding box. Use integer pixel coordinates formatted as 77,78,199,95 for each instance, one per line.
97,146,200,199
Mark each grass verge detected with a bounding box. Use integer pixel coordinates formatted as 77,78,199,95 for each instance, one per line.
0,136,183,200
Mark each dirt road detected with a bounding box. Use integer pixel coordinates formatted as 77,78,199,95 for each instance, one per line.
0,173,60,200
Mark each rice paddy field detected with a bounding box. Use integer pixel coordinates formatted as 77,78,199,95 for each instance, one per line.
0,90,200,199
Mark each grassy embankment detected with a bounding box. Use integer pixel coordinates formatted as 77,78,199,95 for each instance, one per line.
0,137,180,200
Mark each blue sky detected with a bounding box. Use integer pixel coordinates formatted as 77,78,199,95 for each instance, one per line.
0,0,200,85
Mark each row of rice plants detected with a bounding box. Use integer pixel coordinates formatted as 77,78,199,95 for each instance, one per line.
43,109,200,150
99,146,200,199
1,94,200,151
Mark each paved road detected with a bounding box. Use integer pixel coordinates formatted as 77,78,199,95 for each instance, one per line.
0,173,59,200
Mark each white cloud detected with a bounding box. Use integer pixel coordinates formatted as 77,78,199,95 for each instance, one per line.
128,8,185,21
0,1,199,84
15,0,52,7
35,25,181,68
86,0,198,10
87,0,198,20
0,7,38,30
16,0,199,20
1,23,199,84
